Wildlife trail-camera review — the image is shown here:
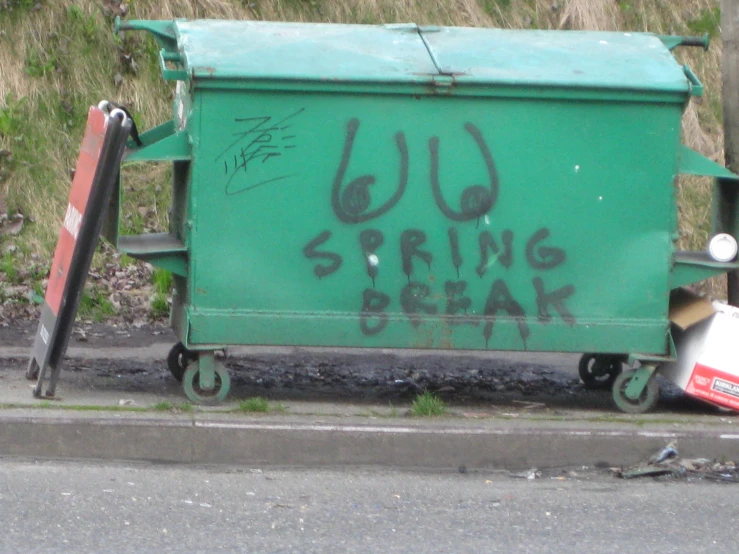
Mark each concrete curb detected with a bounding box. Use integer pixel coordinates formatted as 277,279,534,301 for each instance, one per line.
3,411,738,470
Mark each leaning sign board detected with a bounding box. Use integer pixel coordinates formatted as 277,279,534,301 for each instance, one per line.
27,105,131,398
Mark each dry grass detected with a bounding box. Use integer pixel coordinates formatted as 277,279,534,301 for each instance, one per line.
559,0,618,30
0,0,727,296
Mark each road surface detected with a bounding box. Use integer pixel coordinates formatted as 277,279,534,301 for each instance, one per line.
1,458,735,553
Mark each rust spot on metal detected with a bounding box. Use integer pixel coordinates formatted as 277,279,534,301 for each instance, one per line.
194,66,217,75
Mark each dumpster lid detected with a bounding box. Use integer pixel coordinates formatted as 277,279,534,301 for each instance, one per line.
172,20,689,95
418,26,688,94
174,20,439,84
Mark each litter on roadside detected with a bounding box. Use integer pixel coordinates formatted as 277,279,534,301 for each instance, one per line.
614,441,739,482
661,291,739,412
509,469,541,480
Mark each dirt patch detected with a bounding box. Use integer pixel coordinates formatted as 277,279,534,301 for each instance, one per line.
0,343,723,415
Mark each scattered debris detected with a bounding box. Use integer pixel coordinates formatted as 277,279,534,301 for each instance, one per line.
1,215,23,236
648,440,678,464
512,400,547,410
101,0,128,18
462,412,491,419
615,442,739,482
510,468,541,480
392,379,422,394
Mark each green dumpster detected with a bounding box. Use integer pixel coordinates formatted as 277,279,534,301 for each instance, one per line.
107,19,739,411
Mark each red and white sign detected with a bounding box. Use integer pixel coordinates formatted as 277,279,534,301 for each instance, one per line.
44,107,108,316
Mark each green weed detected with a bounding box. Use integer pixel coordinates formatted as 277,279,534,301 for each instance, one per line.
25,47,57,78
0,253,17,282
77,287,116,322
152,400,192,412
0,0,36,11
479,0,511,16
151,268,172,317
153,268,173,294
119,254,138,268
410,391,448,417
0,94,26,138
687,7,721,38
238,397,271,413
65,5,99,43
30,282,44,304
150,293,169,318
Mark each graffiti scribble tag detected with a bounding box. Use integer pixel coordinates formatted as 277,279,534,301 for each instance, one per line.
216,108,304,195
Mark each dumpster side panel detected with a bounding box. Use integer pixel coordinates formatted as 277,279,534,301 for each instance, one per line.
184,89,680,353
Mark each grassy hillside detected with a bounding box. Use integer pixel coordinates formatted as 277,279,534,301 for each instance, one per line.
0,0,726,322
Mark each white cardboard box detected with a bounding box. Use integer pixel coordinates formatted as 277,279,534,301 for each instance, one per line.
661,289,739,411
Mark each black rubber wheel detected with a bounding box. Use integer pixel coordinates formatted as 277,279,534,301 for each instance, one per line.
612,368,660,414
578,353,623,389
167,342,197,382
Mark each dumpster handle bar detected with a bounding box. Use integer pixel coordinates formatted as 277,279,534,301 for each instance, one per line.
682,65,703,97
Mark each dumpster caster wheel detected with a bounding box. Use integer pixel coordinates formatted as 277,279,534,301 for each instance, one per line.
612,369,659,414
578,353,622,389
182,363,231,405
167,342,197,382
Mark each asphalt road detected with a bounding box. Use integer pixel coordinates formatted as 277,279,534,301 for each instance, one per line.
1,459,736,553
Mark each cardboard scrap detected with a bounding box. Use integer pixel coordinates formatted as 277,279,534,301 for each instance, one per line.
662,288,739,412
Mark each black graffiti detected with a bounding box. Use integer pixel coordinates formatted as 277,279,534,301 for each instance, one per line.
444,280,474,323
448,228,463,278
217,108,304,195
400,230,432,281
482,279,530,349
400,282,438,328
353,277,575,341
533,277,576,325
476,230,513,276
360,288,390,336
359,229,384,287
429,123,499,222
331,119,408,224
526,228,566,270
303,231,342,278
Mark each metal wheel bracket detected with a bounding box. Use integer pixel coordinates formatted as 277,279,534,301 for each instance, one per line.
182,355,231,405
197,352,216,391
624,365,657,400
